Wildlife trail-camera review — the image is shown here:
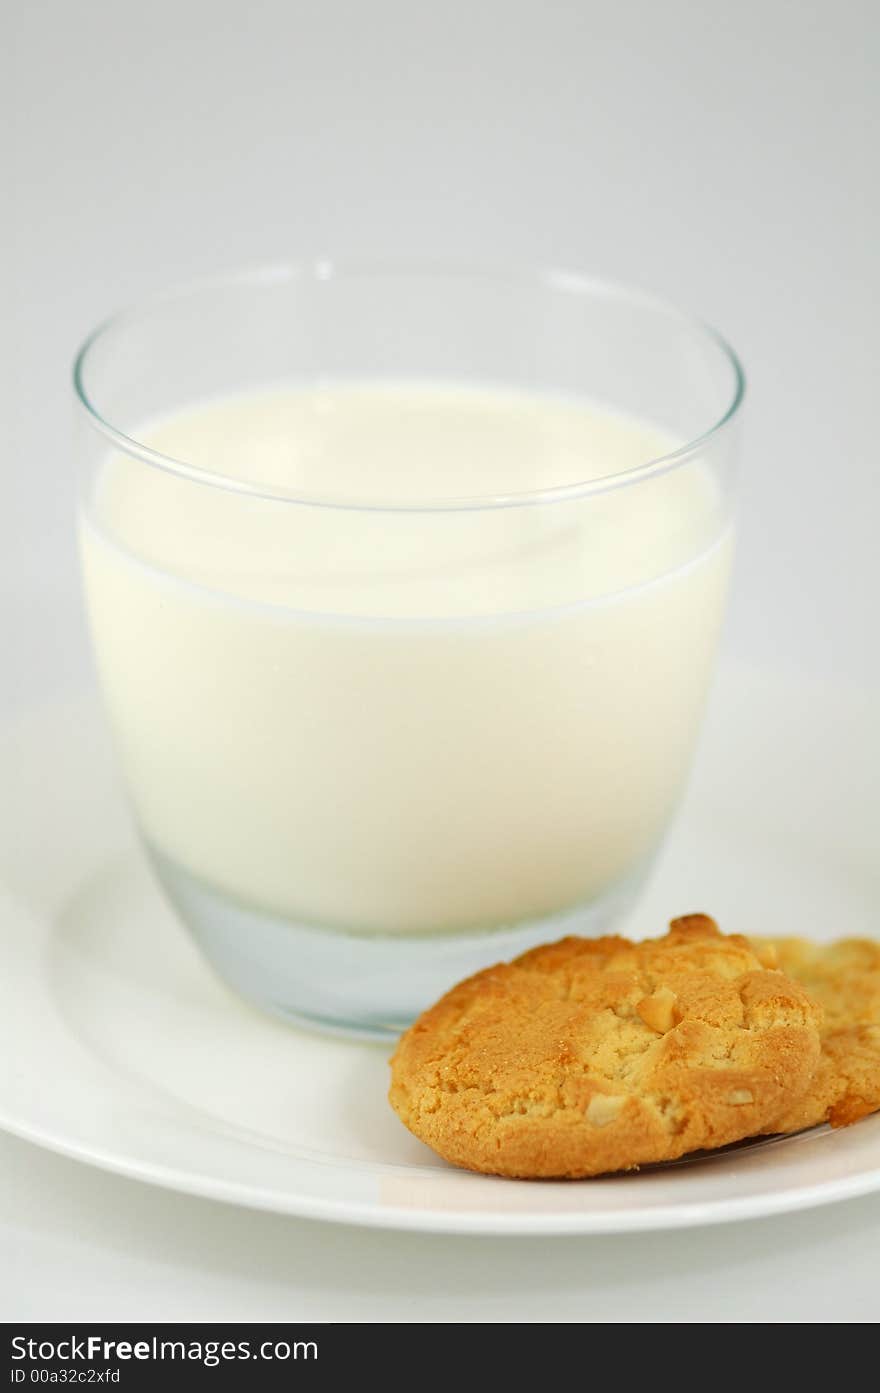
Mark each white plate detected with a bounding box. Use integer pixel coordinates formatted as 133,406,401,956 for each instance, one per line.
1,661,878,1234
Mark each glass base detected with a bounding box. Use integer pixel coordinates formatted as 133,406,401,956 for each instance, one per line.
147,843,651,1041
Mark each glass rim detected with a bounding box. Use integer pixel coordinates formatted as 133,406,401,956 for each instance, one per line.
72,259,746,514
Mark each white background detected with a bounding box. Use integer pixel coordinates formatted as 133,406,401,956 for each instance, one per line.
4,0,879,1322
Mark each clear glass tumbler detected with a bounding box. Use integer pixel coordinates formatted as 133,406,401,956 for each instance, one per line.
74,262,744,1038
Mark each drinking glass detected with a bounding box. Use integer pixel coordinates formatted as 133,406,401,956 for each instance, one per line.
74,262,744,1038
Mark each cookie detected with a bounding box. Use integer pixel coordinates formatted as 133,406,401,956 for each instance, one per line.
754,937,880,1132
389,914,822,1178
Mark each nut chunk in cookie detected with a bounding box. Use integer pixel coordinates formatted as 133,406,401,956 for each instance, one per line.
389,915,822,1179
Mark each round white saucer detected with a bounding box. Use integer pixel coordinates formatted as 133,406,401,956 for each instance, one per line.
1,661,878,1234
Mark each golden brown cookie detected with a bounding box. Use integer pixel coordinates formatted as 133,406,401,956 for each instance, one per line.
389,914,822,1178
754,937,880,1132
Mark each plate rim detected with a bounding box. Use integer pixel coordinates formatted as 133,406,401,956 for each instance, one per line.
5,1107,880,1235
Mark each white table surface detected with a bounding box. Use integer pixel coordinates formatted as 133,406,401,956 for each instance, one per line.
5,0,879,1322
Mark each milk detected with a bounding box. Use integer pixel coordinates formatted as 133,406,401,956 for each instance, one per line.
80,383,732,935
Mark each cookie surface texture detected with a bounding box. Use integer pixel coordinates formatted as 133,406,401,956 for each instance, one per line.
389,915,821,1178
756,937,880,1132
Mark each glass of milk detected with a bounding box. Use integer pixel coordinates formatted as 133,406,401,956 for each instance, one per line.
74,263,744,1038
